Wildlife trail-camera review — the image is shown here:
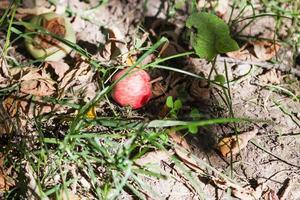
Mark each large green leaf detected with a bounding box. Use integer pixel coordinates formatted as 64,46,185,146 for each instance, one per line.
186,12,239,61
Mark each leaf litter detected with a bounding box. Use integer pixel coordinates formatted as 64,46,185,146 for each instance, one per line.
0,0,300,199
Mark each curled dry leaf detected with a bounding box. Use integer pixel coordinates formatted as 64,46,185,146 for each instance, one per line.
226,43,257,61
159,41,185,58
58,61,89,94
2,96,28,117
168,129,190,150
264,189,280,200
250,41,280,61
218,129,258,157
0,104,12,135
100,27,128,61
258,69,282,85
46,61,70,81
0,170,13,192
152,81,167,98
20,69,56,96
3,95,52,118
213,177,262,200
168,130,207,173
227,41,280,62
173,144,206,174
0,154,14,192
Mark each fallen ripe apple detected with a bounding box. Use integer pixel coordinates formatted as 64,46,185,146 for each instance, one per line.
112,68,152,109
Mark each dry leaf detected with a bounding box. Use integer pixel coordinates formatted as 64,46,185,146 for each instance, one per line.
258,69,282,84
227,41,280,62
2,96,28,117
46,61,70,81
218,129,258,157
174,146,206,174
174,144,262,199
20,69,56,96
100,28,127,61
168,129,190,150
168,130,206,173
158,104,170,118
0,104,12,135
158,41,185,58
0,171,12,192
226,43,257,61
264,189,280,200
213,177,262,200
152,81,167,97
0,154,14,191
251,41,280,61
83,83,97,102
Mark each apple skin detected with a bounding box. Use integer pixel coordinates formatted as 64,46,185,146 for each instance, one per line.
112,68,152,109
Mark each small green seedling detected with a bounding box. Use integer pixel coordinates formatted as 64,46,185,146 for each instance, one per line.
166,96,182,118
214,74,226,85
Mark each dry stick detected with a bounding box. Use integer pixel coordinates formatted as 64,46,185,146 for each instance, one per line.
278,177,294,200
217,57,300,77
250,140,300,168
149,76,163,84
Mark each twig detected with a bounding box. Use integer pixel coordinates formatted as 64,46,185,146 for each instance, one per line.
250,140,300,168
278,177,294,200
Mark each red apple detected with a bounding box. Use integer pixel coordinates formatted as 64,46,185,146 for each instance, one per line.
111,68,152,109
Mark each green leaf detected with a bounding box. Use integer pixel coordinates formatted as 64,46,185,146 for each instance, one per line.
148,120,189,128
214,74,226,85
186,12,239,61
174,99,182,110
190,108,201,119
166,96,174,108
188,124,198,134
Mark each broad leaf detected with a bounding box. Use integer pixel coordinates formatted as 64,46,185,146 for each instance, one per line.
186,12,239,61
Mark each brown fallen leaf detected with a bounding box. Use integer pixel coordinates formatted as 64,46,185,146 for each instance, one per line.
3,96,26,117
264,189,280,200
100,27,128,62
168,129,190,150
0,154,14,192
20,69,56,96
218,129,258,157
226,43,258,61
258,69,282,85
46,61,70,81
168,129,208,173
152,81,167,98
0,104,12,135
251,41,280,61
213,177,262,200
227,41,280,62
